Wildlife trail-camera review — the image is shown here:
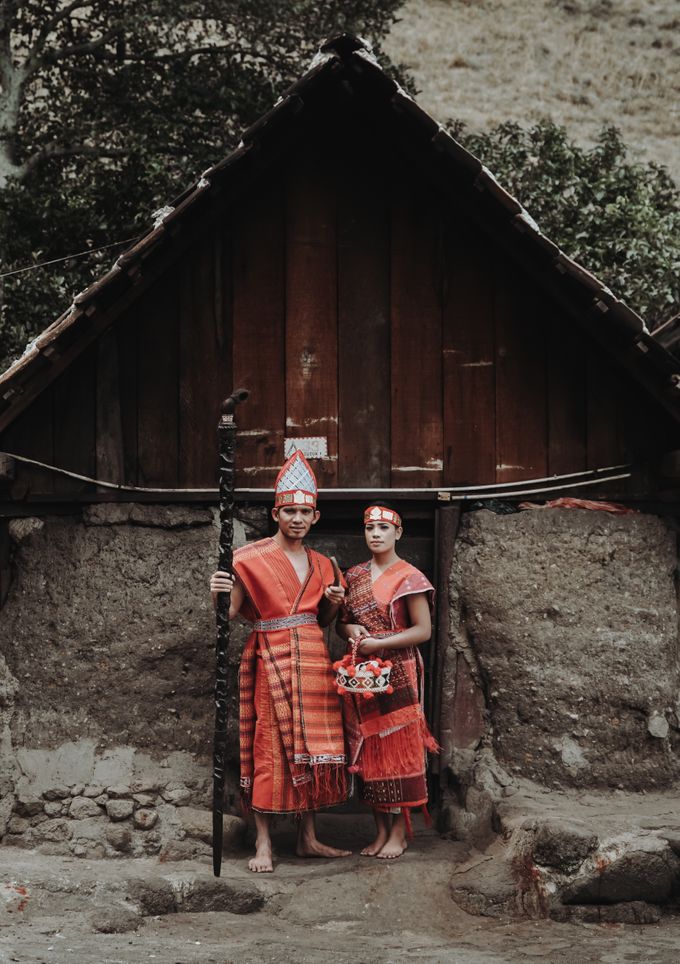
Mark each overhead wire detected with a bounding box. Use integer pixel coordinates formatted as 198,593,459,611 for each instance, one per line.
0,235,143,281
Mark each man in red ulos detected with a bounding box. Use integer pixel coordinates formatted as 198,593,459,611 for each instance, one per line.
210,451,349,872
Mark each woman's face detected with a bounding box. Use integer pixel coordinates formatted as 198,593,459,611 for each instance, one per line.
364,520,402,554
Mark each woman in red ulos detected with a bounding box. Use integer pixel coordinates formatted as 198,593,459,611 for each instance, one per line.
337,504,437,859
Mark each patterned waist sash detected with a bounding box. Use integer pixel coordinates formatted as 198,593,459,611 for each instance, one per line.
252,613,318,632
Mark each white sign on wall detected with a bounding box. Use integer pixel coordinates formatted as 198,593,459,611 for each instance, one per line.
284,437,328,459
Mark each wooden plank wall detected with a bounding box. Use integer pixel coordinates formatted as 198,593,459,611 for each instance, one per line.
0,144,675,501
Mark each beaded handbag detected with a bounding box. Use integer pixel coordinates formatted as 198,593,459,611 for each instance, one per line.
333,637,393,700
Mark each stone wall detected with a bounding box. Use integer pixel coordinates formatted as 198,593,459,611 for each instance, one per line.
4,501,680,858
442,507,680,799
0,504,265,858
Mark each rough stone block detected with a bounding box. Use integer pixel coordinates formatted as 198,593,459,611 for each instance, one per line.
106,825,132,854
15,792,43,816
0,794,15,838
158,839,210,861
70,796,102,820
32,818,73,842
533,820,598,870
83,785,105,798
132,808,158,830
107,785,132,799
7,816,29,834
43,801,64,817
661,832,680,857
130,780,161,794
8,518,43,543
129,505,213,528
176,806,245,851
161,783,192,806
42,786,71,801
106,799,134,822
83,505,134,526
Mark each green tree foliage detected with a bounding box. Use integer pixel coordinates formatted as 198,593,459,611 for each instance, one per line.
0,0,406,369
451,120,680,331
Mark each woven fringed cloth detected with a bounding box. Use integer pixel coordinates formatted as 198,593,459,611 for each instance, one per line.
234,538,347,814
340,559,438,812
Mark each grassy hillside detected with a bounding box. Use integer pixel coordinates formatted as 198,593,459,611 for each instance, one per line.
385,0,679,183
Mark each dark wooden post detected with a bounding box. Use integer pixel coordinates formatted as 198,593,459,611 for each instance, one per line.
213,388,248,877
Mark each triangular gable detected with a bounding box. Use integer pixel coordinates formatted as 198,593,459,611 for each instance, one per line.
1,33,679,434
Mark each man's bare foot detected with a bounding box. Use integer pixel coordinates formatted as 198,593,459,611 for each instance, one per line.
361,831,389,857
296,837,352,859
375,836,408,859
248,839,274,873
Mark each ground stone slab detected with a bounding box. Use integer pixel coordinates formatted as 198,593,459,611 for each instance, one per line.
178,879,265,915
562,843,680,905
89,907,141,934
126,878,176,916
551,900,662,924
531,819,598,871
176,807,245,852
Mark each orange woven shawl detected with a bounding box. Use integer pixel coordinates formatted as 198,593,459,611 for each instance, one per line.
340,560,437,767
234,538,346,809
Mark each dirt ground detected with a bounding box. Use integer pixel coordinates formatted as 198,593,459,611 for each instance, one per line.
3,815,680,964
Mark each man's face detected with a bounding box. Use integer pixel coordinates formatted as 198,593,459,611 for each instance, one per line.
272,505,319,540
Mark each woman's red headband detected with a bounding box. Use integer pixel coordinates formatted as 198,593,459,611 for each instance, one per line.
364,505,402,527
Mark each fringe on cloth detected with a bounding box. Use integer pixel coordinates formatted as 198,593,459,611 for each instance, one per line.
360,717,439,779
241,763,346,817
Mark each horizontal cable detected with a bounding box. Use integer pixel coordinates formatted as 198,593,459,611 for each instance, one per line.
1,452,631,501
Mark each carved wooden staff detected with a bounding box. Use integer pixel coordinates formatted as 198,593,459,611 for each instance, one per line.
213,388,249,877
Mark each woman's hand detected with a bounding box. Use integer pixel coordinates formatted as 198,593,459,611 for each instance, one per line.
346,624,368,639
210,571,234,594
357,637,383,657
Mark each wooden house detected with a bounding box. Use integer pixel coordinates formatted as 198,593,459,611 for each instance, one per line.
2,34,680,797
1,33,680,517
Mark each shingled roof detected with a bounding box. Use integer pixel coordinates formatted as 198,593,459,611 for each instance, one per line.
1,32,680,432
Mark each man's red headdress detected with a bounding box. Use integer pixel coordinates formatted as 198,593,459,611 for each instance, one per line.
274,450,318,508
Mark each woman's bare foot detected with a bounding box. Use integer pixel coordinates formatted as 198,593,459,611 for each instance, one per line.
361,829,389,856
362,810,391,856
376,813,408,859
248,838,274,873
375,836,408,859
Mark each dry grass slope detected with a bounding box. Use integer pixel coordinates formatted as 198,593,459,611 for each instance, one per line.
385,0,680,183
